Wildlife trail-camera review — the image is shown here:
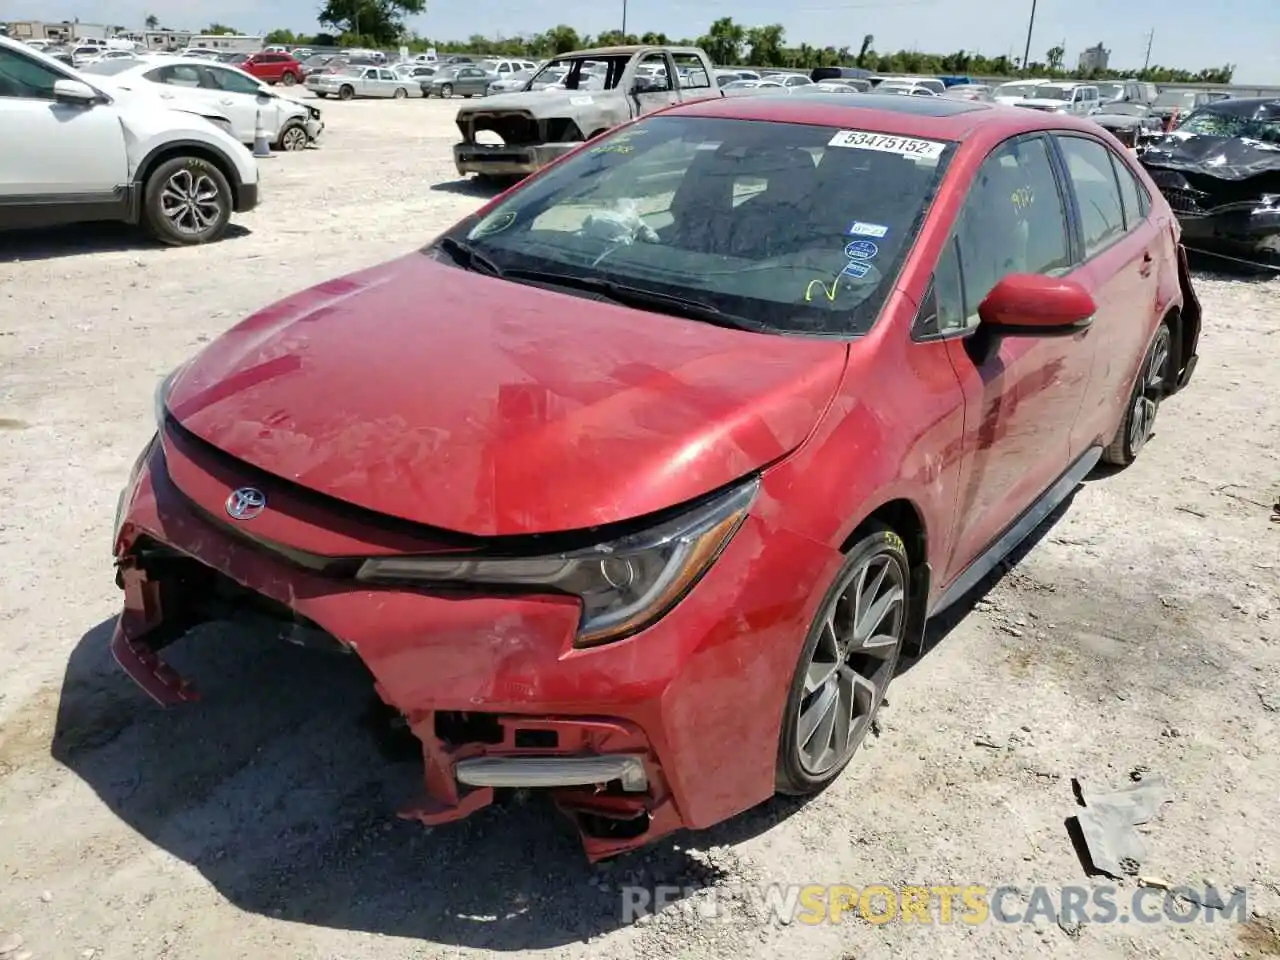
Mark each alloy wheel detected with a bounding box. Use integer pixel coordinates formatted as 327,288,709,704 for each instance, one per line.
441,83,453,98
160,170,222,237
795,550,906,776
1128,328,1170,456
281,126,308,150
282,72,297,85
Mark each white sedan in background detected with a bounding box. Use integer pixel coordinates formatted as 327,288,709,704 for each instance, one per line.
81,56,324,151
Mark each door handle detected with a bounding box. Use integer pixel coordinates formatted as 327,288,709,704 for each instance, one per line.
1139,251,1153,277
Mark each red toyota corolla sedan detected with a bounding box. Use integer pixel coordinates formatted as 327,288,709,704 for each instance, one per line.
111,93,1201,860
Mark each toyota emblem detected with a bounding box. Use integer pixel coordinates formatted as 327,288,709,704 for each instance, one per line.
225,487,267,520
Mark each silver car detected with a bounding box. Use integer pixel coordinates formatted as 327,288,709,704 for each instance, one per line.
306,65,424,100
487,68,535,95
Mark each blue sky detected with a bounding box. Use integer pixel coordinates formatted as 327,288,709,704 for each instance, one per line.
55,0,1278,83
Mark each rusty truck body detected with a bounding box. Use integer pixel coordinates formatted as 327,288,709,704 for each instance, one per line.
452,44,723,178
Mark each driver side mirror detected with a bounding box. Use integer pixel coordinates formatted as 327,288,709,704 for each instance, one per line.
53,78,100,105
977,274,1096,337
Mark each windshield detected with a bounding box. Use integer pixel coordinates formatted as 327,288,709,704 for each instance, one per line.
1176,108,1280,143
80,60,138,76
1154,90,1198,107
1029,85,1071,101
433,115,954,336
528,55,629,90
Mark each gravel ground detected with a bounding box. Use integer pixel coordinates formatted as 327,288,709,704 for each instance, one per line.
1,97,1278,960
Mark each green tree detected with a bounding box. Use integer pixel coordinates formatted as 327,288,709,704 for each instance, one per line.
318,0,425,45
696,17,744,65
639,31,669,45
203,23,238,35
745,24,785,66
1045,44,1064,70
144,13,159,29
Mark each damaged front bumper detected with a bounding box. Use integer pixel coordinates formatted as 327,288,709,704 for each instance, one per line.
109,424,828,859
452,141,578,176
453,110,586,177
1146,168,1280,269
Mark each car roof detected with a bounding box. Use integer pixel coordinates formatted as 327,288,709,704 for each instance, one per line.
661,93,1104,142
558,44,706,59
1193,96,1280,118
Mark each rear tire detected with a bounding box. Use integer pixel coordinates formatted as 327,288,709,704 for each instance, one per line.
1102,323,1172,467
338,85,354,100
281,72,297,86
440,83,453,98
314,91,328,98
394,86,407,99
142,156,233,247
775,524,909,796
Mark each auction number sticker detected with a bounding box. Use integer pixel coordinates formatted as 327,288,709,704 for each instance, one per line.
827,130,946,160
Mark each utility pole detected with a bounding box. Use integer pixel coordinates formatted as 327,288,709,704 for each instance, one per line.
1142,29,1154,72
1021,0,1036,73
621,0,627,36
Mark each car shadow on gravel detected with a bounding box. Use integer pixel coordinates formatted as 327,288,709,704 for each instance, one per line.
48,618,806,948
429,177,514,198
49,495,1075,948
0,223,250,263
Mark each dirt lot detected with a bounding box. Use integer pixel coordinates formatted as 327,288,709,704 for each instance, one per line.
0,96,1277,960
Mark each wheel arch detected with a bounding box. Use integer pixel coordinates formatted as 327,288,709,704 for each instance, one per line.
838,497,931,655
1159,304,1183,393
133,140,242,216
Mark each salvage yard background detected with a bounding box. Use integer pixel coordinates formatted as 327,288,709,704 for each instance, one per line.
0,97,1277,960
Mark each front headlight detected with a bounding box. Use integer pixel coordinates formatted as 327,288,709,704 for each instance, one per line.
356,478,759,646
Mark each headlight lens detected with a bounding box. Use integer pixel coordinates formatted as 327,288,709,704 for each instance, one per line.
356,478,759,646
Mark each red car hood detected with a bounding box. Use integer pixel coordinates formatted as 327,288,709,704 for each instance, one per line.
166,253,847,536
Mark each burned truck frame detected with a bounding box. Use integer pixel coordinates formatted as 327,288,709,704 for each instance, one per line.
452,44,722,178
1140,97,1280,270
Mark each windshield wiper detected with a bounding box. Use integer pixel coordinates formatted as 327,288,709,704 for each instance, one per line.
437,236,503,277
500,268,770,333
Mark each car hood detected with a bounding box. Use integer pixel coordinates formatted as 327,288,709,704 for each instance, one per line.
1091,113,1146,127
165,253,847,536
457,89,600,115
1140,132,1280,180
1013,98,1067,111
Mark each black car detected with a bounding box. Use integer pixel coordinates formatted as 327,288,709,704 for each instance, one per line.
1140,97,1280,269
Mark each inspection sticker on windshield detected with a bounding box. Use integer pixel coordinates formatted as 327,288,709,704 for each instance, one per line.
847,221,888,238
827,130,946,160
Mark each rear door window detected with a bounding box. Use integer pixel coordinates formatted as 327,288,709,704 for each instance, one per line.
1055,135,1127,257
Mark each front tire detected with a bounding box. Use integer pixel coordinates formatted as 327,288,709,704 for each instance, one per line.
142,156,232,246
338,84,354,100
394,86,407,99
281,71,297,86
775,524,909,795
440,82,453,98
278,121,309,151
1102,323,1172,467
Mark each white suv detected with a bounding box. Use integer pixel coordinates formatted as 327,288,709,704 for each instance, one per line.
0,36,259,245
